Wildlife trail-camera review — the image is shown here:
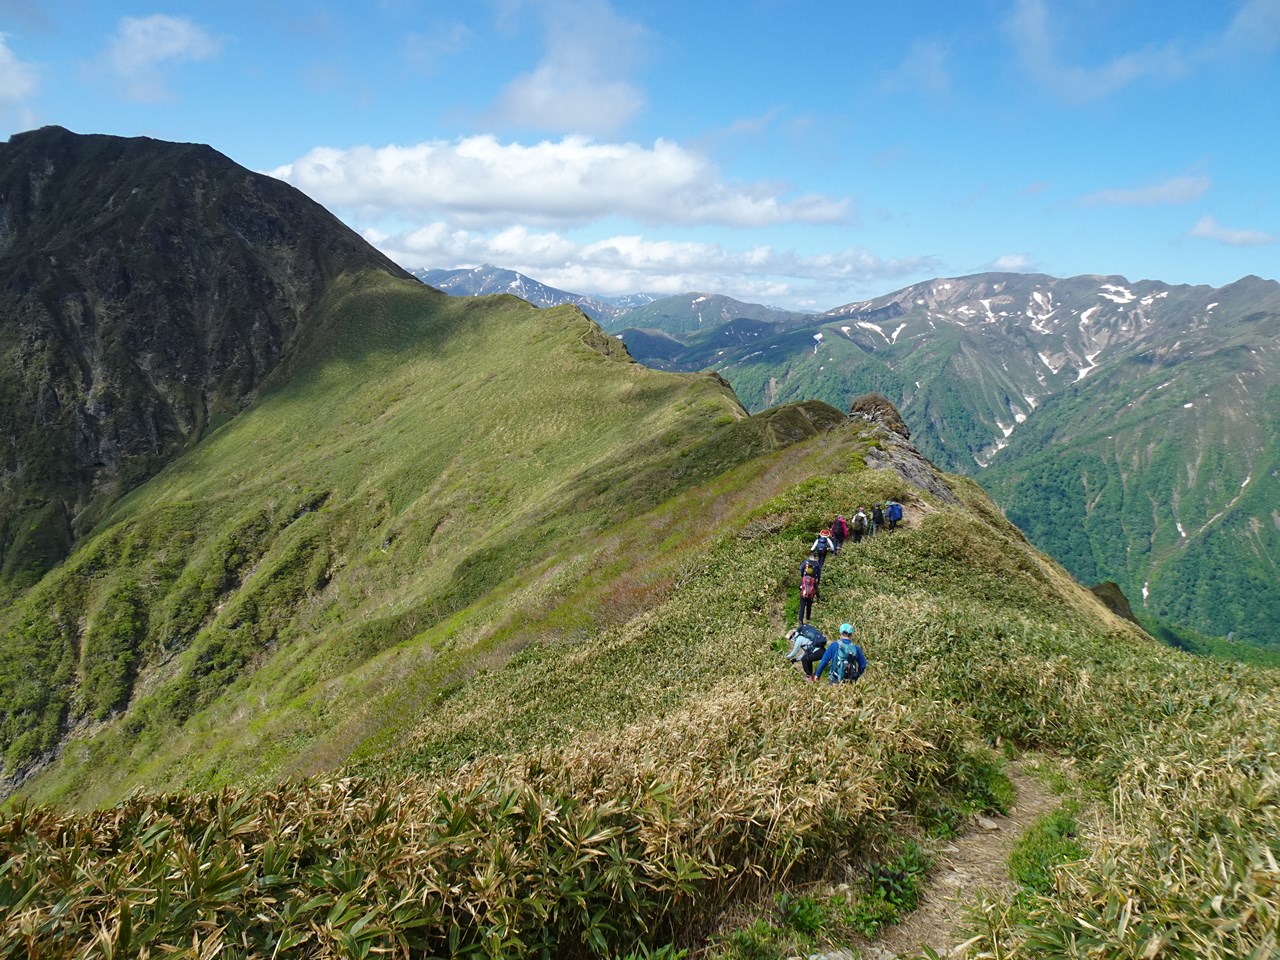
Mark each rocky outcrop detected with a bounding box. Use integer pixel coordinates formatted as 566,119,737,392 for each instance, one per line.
851,393,961,506
0,126,411,587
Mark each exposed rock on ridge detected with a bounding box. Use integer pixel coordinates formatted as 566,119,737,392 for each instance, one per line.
851,393,961,506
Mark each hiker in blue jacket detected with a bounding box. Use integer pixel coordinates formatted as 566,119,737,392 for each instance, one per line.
886,499,904,531
810,623,866,683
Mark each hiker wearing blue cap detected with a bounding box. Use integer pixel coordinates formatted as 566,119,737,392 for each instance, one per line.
810,623,866,683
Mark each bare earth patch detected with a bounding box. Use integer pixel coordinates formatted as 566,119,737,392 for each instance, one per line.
820,762,1058,960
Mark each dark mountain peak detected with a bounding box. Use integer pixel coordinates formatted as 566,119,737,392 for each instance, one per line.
0,128,411,588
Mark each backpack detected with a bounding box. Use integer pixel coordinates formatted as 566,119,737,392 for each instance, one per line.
887,502,903,522
830,640,865,682
852,514,867,533
835,518,848,538
796,623,826,654
800,574,817,599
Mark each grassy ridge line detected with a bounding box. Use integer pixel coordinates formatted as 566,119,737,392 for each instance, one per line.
4,272,849,805
3,443,1276,956
36,404,856,808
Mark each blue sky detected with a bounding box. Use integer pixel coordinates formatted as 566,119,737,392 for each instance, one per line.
1,0,1277,310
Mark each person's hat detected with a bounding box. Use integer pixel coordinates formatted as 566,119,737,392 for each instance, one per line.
786,627,798,640
839,623,853,635
821,528,831,536
808,552,818,559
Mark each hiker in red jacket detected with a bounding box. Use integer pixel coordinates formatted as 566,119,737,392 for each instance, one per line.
831,515,849,554
797,553,821,625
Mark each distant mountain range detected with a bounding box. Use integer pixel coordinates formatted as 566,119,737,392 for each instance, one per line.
411,265,663,323
416,266,1280,648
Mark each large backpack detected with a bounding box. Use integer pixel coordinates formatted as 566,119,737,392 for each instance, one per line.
835,518,849,538
800,574,817,599
796,623,826,654
830,640,865,682
887,502,903,522
852,513,866,533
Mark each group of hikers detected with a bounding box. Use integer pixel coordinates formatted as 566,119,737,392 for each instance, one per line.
783,500,905,684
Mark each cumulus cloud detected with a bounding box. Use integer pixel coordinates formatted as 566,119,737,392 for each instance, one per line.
0,34,37,107
1006,0,1188,100
271,135,850,228
365,219,939,308
102,14,222,102
1187,215,1275,246
489,0,650,134
1079,175,1210,206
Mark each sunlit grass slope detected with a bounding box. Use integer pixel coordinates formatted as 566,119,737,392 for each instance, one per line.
4,421,1277,958
0,270,849,805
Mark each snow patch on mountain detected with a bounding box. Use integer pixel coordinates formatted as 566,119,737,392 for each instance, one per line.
1075,351,1102,381
857,321,890,342
1099,284,1135,304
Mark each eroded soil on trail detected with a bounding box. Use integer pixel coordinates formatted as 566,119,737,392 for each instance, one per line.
836,764,1059,960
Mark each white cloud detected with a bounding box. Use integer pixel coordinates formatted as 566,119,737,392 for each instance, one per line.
884,39,951,95
990,253,1037,272
1217,0,1280,56
1187,215,1275,246
103,15,222,102
0,34,37,106
1079,175,1210,206
403,23,474,74
271,135,850,228
367,220,939,308
489,0,650,134
1006,0,1188,100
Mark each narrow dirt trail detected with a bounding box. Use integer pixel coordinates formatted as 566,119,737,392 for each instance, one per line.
822,763,1059,960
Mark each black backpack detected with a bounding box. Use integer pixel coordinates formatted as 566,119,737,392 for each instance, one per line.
796,623,827,654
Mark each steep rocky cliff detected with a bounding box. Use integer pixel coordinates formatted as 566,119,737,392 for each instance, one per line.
0,126,410,588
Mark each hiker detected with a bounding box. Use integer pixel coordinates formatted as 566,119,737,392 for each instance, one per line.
810,623,866,683
830,515,849,554
870,503,885,536
797,553,821,624
784,623,828,678
810,529,835,570
886,499,904,531
850,508,868,544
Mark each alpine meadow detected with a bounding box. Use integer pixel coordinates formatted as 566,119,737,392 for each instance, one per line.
0,131,1277,959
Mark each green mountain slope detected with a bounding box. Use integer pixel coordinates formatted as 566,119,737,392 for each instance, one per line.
1,139,1275,957
0,269,849,803
0,126,410,592
4,396,1277,958
611,272,1280,649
